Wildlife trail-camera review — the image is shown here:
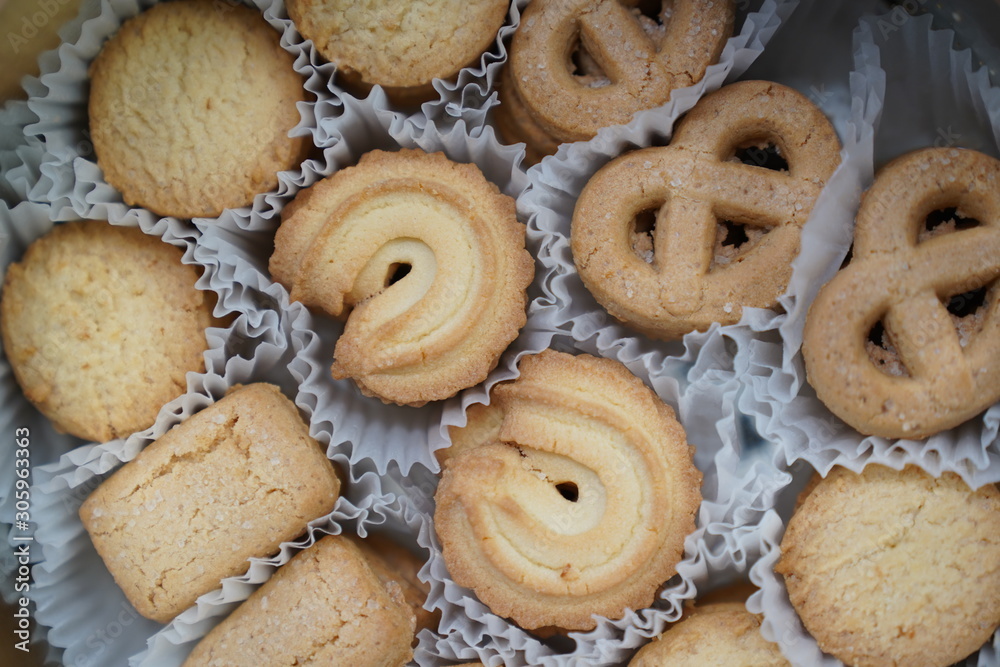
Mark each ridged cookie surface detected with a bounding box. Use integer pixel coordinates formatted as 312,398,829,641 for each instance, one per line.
435,349,701,631
271,149,533,406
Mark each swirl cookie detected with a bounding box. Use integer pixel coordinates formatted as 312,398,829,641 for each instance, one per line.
89,0,308,218
287,0,508,103
629,601,789,666
270,149,533,406
572,80,841,339
497,0,734,162
0,220,219,442
776,465,1000,667
803,147,1000,439
435,349,701,632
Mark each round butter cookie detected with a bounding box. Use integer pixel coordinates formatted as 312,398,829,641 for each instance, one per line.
434,349,701,632
776,465,1000,667
88,0,308,218
270,149,533,407
629,602,789,666
1,221,219,442
287,0,508,102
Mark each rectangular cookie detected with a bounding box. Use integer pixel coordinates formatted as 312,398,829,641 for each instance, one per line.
79,383,340,623
182,534,419,666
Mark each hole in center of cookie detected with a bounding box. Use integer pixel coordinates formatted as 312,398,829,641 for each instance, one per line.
630,207,659,264
555,482,579,502
569,37,610,87
733,144,789,172
631,0,669,42
920,207,979,242
711,219,768,269
946,285,987,318
385,262,411,287
944,284,991,348
866,320,910,378
720,220,748,247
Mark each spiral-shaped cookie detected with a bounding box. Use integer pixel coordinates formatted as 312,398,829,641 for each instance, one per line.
434,350,701,631
270,150,534,406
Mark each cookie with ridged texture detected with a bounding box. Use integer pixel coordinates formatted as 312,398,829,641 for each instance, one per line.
183,535,415,666
0,220,217,442
287,0,508,102
270,149,534,406
88,0,308,218
629,601,789,666
79,383,341,623
776,465,1000,667
434,349,701,631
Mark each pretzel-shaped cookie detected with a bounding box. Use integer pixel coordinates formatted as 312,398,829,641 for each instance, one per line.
508,0,734,144
803,148,1000,439
572,80,841,339
435,350,701,632
270,150,534,406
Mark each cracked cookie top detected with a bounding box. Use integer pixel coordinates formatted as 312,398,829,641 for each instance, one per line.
88,0,308,218
776,465,1000,667
629,601,789,666
183,535,417,666
0,220,218,442
287,0,507,98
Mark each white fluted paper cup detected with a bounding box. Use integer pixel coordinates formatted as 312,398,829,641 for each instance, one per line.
26,0,338,235
737,6,1000,486
415,324,794,666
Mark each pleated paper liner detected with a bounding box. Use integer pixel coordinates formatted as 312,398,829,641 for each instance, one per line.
0,97,44,206
0,0,94,207
748,455,1000,667
409,0,527,132
26,0,338,237
131,487,431,666
24,305,389,667
0,198,240,607
418,521,789,667
737,4,1000,486
413,327,793,666
200,89,563,477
